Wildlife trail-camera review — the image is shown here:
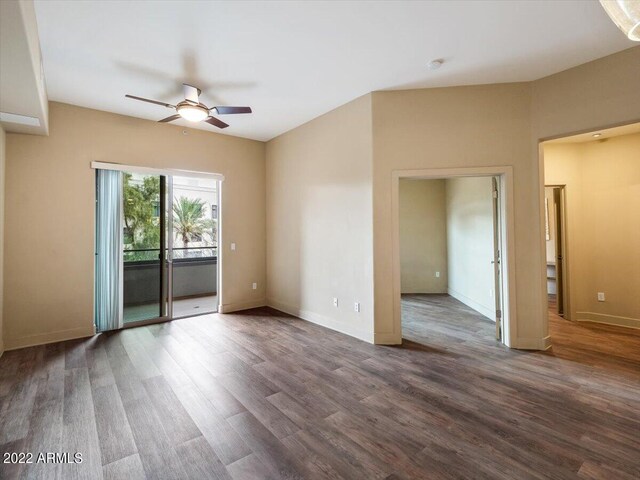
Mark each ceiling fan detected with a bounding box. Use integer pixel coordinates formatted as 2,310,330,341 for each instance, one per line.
125,84,252,129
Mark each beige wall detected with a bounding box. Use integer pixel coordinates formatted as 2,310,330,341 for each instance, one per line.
0,126,5,355
372,46,640,348
445,177,495,321
544,133,640,328
372,83,536,346
399,179,447,294
265,95,375,342
532,46,640,337
3,47,637,351
532,47,640,143
4,102,266,350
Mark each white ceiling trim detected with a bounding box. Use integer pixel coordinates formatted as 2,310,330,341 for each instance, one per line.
0,0,49,135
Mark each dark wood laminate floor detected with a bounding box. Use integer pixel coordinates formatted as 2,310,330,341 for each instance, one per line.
1,295,639,479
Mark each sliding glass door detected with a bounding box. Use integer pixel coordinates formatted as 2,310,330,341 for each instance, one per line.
95,167,219,331
121,173,168,324
170,175,219,319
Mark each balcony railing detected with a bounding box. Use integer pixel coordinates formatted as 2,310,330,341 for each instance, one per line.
123,246,218,263
123,247,217,306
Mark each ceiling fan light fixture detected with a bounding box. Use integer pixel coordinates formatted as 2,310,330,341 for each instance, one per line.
177,104,209,122
599,0,640,41
126,84,251,129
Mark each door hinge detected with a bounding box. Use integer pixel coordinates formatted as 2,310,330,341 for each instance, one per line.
496,309,502,319
492,190,498,199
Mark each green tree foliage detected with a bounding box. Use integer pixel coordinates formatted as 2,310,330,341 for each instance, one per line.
123,174,160,261
172,196,214,249
122,175,216,262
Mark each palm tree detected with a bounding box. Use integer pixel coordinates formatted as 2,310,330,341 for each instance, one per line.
172,196,211,249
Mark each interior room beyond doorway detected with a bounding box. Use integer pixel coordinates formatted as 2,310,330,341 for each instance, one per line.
399,176,503,345
542,122,640,332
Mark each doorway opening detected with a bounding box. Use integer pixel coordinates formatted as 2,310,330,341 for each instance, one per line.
94,163,222,332
544,185,566,318
541,122,640,332
399,176,502,344
391,167,515,347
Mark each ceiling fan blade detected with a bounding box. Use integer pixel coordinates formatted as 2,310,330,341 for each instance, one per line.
212,106,252,115
183,84,201,105
205,116,229,129
158,114,181,123
125,94,174,108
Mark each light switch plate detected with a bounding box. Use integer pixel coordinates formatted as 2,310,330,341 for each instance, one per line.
597,292,605,302
231,243,236,251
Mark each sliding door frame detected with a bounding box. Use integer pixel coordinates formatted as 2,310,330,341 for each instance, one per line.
167,176,174,320
159,175,167,318
92,161,224,330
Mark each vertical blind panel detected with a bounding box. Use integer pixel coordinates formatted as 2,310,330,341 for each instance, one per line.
95,169,123,332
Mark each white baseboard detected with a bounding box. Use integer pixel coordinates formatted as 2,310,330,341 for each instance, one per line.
513,335,551,350
267,298,374,344
576,311,640,330
219,298,266,314
6,325,96,351
448,288,495,321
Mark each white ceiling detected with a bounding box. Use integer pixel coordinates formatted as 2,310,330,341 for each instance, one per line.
34,0,634,141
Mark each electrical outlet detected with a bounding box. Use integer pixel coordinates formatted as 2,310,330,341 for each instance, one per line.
333,297,338,307
597,292,605,302
435,271,440,278
354,302,360,312
230,242,236,251
252,283,257,290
